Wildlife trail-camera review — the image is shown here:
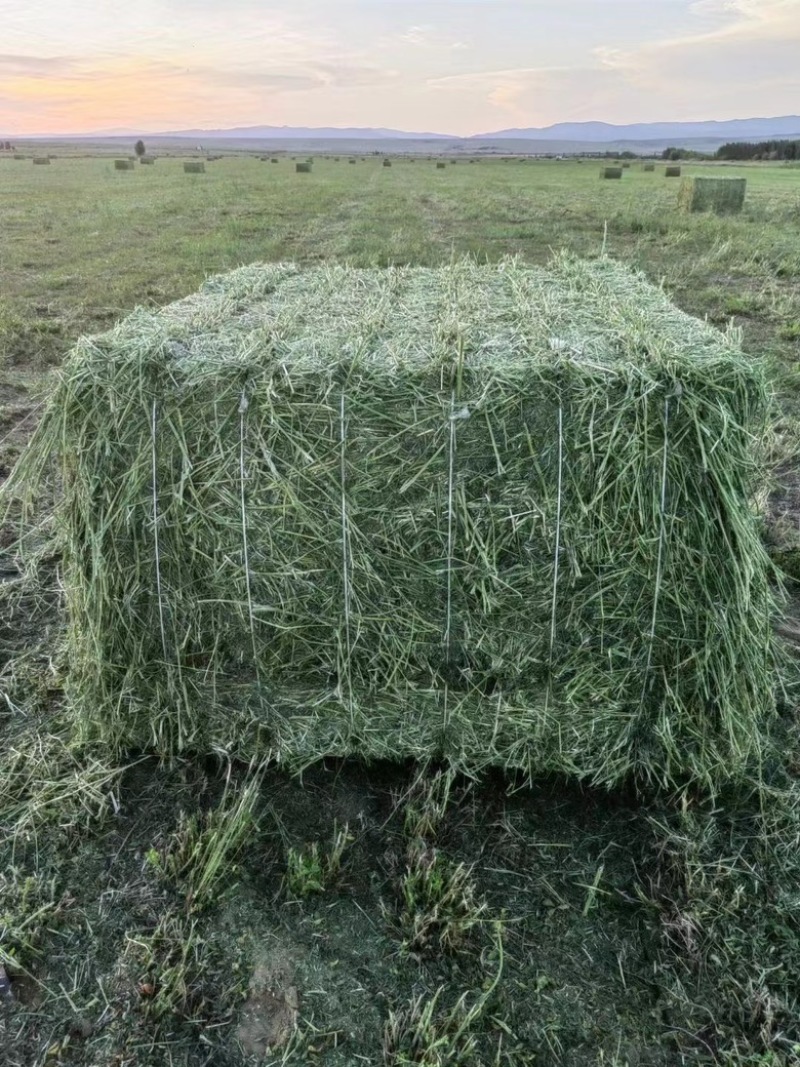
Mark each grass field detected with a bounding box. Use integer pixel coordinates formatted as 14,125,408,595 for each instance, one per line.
2,152,800,1067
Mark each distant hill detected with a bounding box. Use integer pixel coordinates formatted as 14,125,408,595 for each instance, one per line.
163,124,454,141
476,117,800,142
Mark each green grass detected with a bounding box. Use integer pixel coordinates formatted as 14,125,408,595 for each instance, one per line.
2,151,800,1067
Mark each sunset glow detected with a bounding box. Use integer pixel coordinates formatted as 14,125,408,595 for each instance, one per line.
2,1,799,136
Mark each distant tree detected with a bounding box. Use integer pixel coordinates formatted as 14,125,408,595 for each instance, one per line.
134,139,146,158
716,139,800,162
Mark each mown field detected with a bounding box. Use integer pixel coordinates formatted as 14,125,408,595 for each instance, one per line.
2,152,800,1067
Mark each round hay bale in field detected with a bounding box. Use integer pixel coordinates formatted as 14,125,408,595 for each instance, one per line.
7,258,777,790
678,176,747,215
601,167,623,179
184,161,205,174
295,162,312,174
32,157,51,165
114,159,134,171
665,166,682,178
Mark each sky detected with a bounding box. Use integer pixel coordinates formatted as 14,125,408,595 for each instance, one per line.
1,0,799,136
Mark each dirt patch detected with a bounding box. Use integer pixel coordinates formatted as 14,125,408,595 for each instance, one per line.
236,947,299,1056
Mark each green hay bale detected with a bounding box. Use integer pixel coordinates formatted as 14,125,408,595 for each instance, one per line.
601,167,623,179
436,162,446,169
271,158,279,164
621,162,631,169
349,159,357,164
678,176,747,215
139,156,156,165
184,162,205,174
13,154,25,160
32,157,51,165
665,166,682,178
114,159,134,171
383,160,392,167
296,162,312,174
643,163,655,172
8,258,777,790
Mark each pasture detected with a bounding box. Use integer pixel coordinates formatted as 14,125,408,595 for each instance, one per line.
2,152,800,1067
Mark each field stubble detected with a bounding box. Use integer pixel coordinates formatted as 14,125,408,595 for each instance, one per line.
2,154,800,1066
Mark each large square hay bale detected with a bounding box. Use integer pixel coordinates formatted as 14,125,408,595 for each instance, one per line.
601,167,623,179
32,157,51,165
678,176,747,215
665,166,682,178
436,162,446,169
114,159,134,171
296,162,312,173
12,259,776,788
184,161,205,174
643,163,655,172
140,156,156,165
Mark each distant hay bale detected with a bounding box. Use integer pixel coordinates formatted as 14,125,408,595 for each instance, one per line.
8,257,777,790
114,159,134,171
184,162,205,174
13,154,25,160
140,156,156,165
643,163,655,172
601,167,623,179
436,162,446,169
349,159,357,164
32,157,51,165
621,162,631,169
678,176,747,215
296,162,312,173
665,166,682,178
271,158,279,163
383,160,392,168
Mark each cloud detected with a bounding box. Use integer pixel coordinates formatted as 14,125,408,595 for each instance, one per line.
0,54,79,77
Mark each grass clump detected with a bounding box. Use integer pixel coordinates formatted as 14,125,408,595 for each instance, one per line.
396,842,488,955
285,822,352,897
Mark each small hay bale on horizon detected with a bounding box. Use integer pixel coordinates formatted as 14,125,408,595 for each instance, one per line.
643,163,655,172
296,162,312,173
140,156,156,165
383,159,392,167
678,175,747,215
665,165,682,178
7,258,777,791
32,157,51,165
601,167,623,179
114,159,134,171
271,158,279,163
436,161,446,169
184,161,205,174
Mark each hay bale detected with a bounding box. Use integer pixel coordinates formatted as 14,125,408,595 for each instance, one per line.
601,167,623,179
621,162,631,169
678,176,747,215
140,156,156,165
184,162,205,174
10,258,776,789
436,162,446,169
13,155,25,160
665,166,682,178
296,162,312,173
349,159,357,164
383,159,392,168
114,159,134,171
32,157,51,165
643,163,655,172
271,158,279,164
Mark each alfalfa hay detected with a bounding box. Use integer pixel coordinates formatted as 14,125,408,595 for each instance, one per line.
601,167,623,179
678,176,747,215
8,257,776,789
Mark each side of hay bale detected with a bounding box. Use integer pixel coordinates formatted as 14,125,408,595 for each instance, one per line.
348,159,357,164
184,161,205,173
383,159,392,167
295,162,312,173
436,162,446,169
140,156,156,165
9,258,777,790
114,159,134,171
32,157,51,165
678,176,747,215
601,167,623,179
621,162,631,169
643,163,655,172
271,158,279,164
665,166,682,178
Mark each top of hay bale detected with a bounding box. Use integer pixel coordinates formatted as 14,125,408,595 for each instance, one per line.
11,257,776,789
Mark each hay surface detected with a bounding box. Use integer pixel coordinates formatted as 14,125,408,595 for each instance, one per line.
678,176,747,215
665,166,682,178
601,168,623,179
10,258,776,788
295,163,312,173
